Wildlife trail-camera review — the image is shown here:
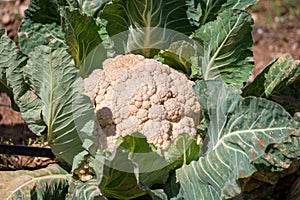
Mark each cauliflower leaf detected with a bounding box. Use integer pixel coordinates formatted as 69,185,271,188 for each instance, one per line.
175,80,298,199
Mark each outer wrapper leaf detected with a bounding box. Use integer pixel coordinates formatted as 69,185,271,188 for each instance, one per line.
102,0,194,36
67,179,106,200
242,54,300,115
101,0,196,57
72,133,200,199
0,164,69,200
74,0,109,16
23,46,96,164
71,137,158,199
0,30,11,93
175,80,298,199
186,0,258,27
159,40,201,79
167,132,201,168
98,133,168,199
18,0,66,55
0,31,46,134
76,133,201,199
193,9,254,88
118,133,171,187
0,30,25,111
62,8,105,76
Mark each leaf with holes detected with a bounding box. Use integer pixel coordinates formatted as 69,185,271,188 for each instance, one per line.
175,80,298,199
186,0,258,27
19,0,66,55
193,9,254,88
242,54,300,116
23,46,96,164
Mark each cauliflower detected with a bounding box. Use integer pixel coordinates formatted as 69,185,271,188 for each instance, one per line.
86,54,201,151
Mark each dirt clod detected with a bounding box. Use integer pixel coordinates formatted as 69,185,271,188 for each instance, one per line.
2,13,10,24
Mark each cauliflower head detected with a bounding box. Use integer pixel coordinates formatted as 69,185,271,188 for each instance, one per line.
90,54,201,150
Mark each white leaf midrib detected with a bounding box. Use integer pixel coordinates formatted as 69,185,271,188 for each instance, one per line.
212,127,288,151
204,14,242,80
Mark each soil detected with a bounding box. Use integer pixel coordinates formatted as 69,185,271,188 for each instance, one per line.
0,0,299,198
249,0,300,76
0,0,29,40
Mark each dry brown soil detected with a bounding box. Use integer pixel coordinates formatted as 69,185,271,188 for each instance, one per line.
250,0,300,75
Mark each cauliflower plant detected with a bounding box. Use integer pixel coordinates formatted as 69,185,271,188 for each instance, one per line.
86,54,201,150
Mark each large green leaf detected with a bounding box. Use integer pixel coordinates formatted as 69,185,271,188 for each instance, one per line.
74,0,110,16
166,132,201,168
118,133,170,186
24,46,94,164
186,0,258,27
160,172,183,199
0,32,46,134
101,133,201,199
0,30,25,111
102,0,195,36
242,54,300,115
253,135,300,173
67,179,106,200
100,168,147,199
62,8,105,77
158,40,201,79
99,150,148,199
101,0,196,57
74,133,171,199
0,164,70,200
75,133,202,199
175,80,297,199
18,0,66,55
97,133,169,199
17,92,47,134
193,9,254,88
0,29,8,82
